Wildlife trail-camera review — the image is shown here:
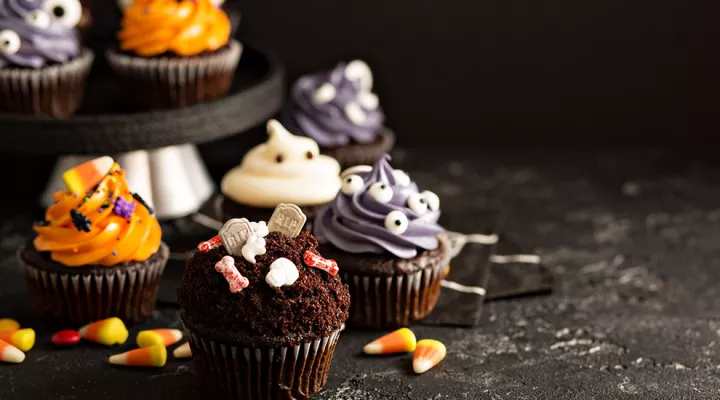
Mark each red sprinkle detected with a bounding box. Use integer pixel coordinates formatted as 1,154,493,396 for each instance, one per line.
52,329,81,347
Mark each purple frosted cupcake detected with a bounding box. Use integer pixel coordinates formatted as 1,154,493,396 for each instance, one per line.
0,0,93,117
283,60,395,169
314,155,448,329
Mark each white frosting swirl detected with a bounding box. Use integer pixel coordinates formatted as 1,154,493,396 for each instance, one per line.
221,120,342,208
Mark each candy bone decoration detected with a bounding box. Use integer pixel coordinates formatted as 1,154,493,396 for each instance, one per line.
267,203,307,238
303,250,339,276
215,256,249,293
219,218,254,256
251,221,269,238
242,235,266,263
198,235,222,252
265,258,299,288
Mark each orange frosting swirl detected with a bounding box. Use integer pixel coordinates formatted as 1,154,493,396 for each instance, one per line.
118,0,231,57
33,163,162,267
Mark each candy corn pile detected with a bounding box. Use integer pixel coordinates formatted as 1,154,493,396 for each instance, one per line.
0,317,192,367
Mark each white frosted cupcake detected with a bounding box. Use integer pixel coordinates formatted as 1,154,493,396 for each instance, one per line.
219,120,342,228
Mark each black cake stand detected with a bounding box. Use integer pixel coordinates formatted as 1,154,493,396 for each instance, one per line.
0,45,284,220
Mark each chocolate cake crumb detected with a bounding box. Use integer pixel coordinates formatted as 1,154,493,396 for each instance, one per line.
178,231,350,347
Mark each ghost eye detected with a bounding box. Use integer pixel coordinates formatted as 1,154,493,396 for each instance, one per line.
422,190,440,211
26,10,51,28
306,151,314,160
341,174,364,195
384,211,408,235
368,182,393,203
0,30,21,55
44,0,82,28
276,154,284,163
407,193,428,215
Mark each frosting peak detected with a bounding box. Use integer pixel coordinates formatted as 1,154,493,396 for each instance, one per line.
33,161,162,267
284,60,385,148
118,0,231,57
314,155,444,258
0,0,82,68
221,120,342,208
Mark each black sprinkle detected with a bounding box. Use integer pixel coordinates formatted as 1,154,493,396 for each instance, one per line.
132,193,154,215
70,210,91,232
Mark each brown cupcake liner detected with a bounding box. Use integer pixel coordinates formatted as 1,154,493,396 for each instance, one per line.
0,49,94,118
20,243,169,325
184,325,341,400
343,260,446,329
106,40,242,110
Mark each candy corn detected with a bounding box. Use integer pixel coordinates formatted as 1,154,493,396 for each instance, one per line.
363,328,417,355
0,329,35,352
109,344,167,367
0,318,19,333
136,329,183,348
173,342,191,359
0,339,25,363
63,156,115,195
413,339,446,374
79,317,128,346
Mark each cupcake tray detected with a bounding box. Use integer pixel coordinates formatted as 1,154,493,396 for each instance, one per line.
0,45,284,154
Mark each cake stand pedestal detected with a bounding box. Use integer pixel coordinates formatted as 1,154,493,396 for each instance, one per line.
0,45,284,220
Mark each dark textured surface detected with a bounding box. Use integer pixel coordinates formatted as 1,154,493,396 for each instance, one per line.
2,147,719,398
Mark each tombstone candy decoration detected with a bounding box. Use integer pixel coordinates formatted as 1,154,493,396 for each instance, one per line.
178,203,350,400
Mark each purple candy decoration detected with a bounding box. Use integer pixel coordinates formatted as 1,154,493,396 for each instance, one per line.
113,197,136,218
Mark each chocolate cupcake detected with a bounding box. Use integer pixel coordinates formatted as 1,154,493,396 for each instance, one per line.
283,60,394,169
19,157,168,325
314,155,447,329
0,0,94,117
219,119,342,226
107,0,241,110
178,204,349,400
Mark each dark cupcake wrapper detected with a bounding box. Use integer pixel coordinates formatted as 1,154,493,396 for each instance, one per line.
184,324,341,400
19,243,169,325
343,258,446,329
106,40,242,110
0,49,94,118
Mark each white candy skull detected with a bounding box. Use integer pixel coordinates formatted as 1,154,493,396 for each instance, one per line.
265,257,299,288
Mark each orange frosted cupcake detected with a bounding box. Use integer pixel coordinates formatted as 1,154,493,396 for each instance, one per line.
19,157,169,325
107,0,241,109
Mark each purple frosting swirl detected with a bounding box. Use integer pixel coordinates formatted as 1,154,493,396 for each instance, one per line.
314,155,444,259
0,0,80,68
284,61,385,148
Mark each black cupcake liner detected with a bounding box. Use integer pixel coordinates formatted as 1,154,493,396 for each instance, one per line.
106,40,242,110
0,49,94,117
19,243,169,325
184,325,341,400
321,127,395,170
342,259,446,329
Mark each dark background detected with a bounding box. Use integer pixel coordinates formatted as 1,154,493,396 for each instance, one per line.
83,0,715,147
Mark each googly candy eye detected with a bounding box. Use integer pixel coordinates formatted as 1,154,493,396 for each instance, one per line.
344,101,367,125
345,59,373,91
26,9,51,29
422,190,440,211
0,30,21,55
384,211,409,235
341,174,364,196
313,83,336,104
368,182,393,203
392,169,411,187
44,0,82,28
407,193,429,215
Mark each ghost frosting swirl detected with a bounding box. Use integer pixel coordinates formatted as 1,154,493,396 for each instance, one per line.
221,120,342,208
0,0,82,68
285,60,385,148
314,155,444,259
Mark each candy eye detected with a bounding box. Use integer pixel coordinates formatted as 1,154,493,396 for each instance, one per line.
341,174,364,195
384,211,408,235
26,10,51,28
422,190,440,211
305,151,315,160
344,102,367,125
44,0,82,28
275,154,284,163
0,30,21,55
407,193,428,215
345,59,373,91
368,182,393,203
313,83,336,104
357,91,379,110
392,169,411,187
